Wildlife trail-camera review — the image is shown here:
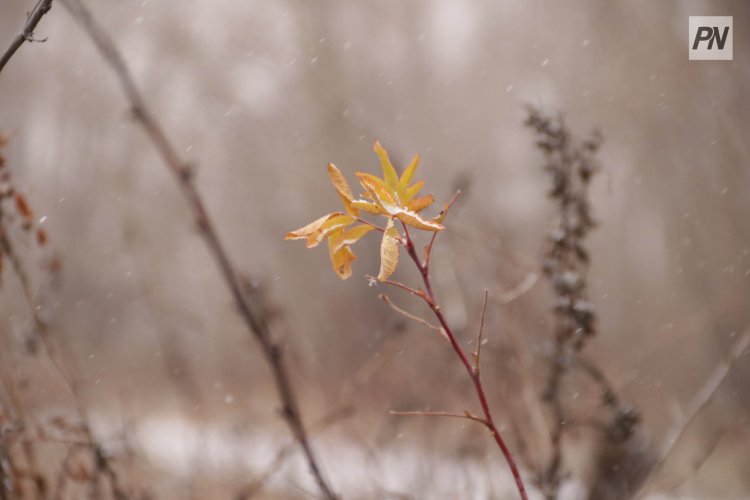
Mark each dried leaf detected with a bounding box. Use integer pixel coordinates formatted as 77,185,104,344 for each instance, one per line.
328,231,357,279
327,163,358,216
332,224,374,252
15,193,32,219
399,154,420,191
403,179,424,203
406,194,434,213
393,208,444,231
373,140,399,192
351,199,387,215
378,218,400,281
305,214,356,248
285,212,343,241
356,173,397,210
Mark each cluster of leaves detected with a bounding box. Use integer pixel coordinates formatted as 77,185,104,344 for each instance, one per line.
286,141,444,280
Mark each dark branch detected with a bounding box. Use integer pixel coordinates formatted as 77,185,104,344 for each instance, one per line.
0,0,54,75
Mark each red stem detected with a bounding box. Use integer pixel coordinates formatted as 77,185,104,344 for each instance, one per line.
401,224,529,500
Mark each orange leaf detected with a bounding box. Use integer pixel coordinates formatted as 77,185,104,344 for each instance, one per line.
285,212,343,240
356,173,398,212
378,218,400,281
327,163,358,216
328,231,357,279
305,214,355,248
402,180,424,204
15,194,32,219
393,208,444,231
351,199,387,215
398,154,420,191
332,224,374,253
406,194,434,213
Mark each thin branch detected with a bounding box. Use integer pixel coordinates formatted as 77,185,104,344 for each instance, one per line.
236,405,354,499
0,0,52,72
424,190,461,267
58,1,336,498
472,289,489,373
0,227,72,389
637,329,750,497
355,217,387,233
0,0,54,75
368,275,425,299
378,293,447,341
494,272,539,304
389,410,488,426
398,215,528,500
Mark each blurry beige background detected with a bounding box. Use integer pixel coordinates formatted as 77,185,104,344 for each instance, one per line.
1,0,749,498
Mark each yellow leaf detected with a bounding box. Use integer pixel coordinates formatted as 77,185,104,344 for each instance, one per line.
378,218,400,281
285,212,343,241
351,199,387,215
399,154,420,190
305,213,355,248
406,194,434,213
356,173,398,212
327,163,358,216
328,232,357,279
402,179,424,203
373,140,399,192
332,224,375,252
393,208,444,231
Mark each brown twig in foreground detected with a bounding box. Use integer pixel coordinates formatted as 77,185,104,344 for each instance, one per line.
0,0,54,75
58,1,336,497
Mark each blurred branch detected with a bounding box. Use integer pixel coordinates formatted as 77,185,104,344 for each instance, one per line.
494,272,539,304
0,0,54,75
0,136,129,499
637,328,750,497
471,289,489,373
390,409,487,426
58,1,337,497
236,405,354,500
378,293,447,341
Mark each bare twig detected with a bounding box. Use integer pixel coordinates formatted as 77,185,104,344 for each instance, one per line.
390,217,528,499
390,410,488,426
636,329,750,497
236,405,354,499
423,190,461,266
355,217,387,233
471,289,489,373
0,0,54,75
0,137,128,500
58,1,336,497
369,275,425,299
494,272,539,304
378,294,447,341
